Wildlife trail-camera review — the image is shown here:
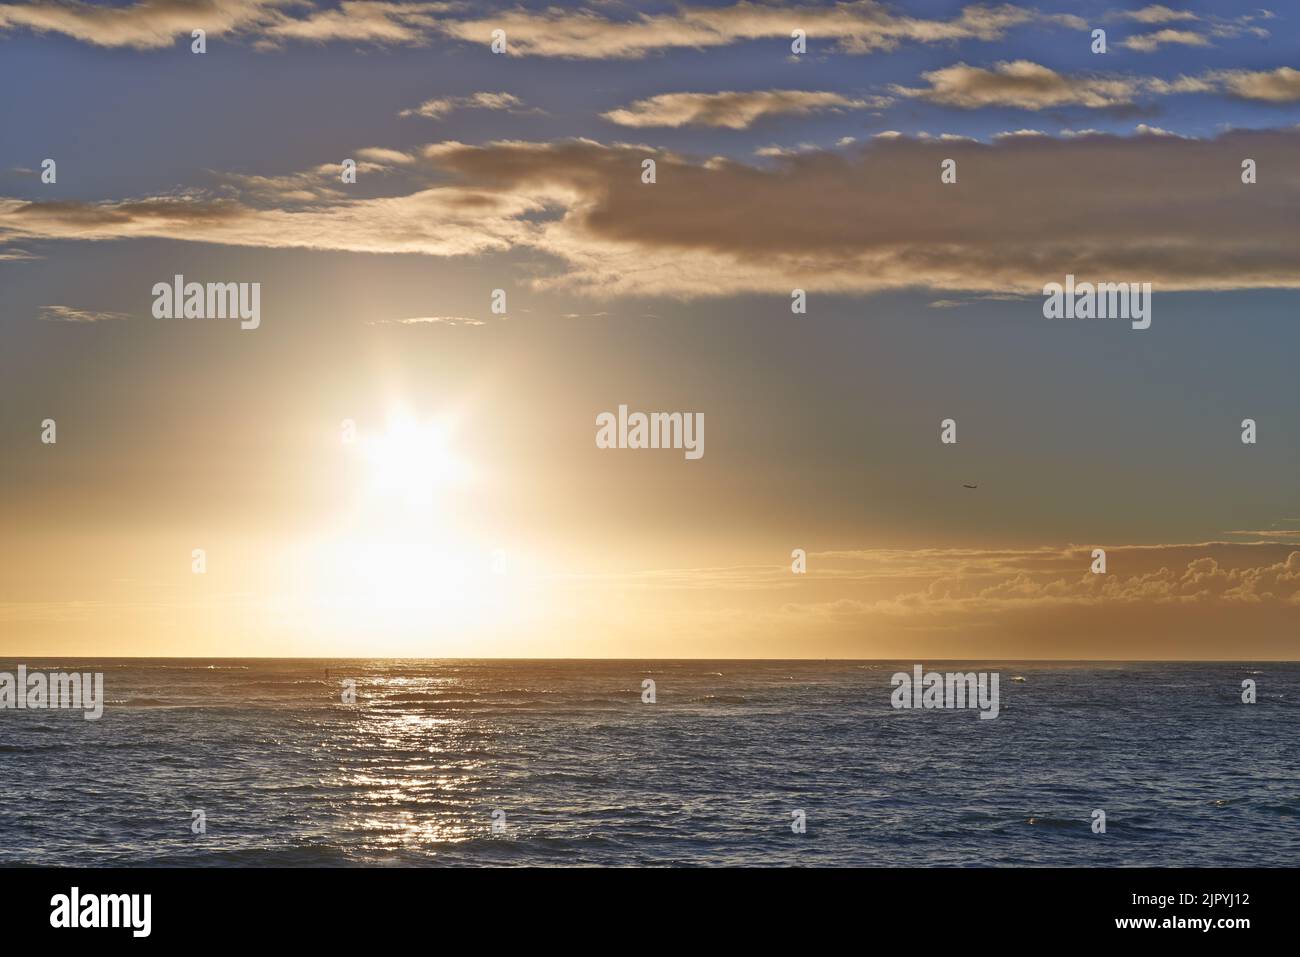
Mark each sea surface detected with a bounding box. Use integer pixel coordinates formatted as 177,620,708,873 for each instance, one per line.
0,659,1296,867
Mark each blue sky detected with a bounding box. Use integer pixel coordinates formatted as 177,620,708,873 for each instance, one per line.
2,1,1298,197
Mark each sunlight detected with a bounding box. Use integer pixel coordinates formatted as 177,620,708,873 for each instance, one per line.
360,412,472,512
268,407,539,646
277,536,533,649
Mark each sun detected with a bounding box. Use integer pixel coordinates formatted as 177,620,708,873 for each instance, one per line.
280,408,520,645
358,411,472,512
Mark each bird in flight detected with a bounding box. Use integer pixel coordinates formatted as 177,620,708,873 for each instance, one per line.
962,483,978,489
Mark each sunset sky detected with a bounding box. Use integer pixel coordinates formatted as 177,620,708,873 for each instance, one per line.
2,0,1298,658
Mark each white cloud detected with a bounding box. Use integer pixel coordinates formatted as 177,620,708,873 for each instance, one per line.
399,92,525,120
602,90,891,129
894,60,1142,110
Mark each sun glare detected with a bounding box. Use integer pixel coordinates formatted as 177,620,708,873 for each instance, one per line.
360,413,472,511
277,407,526,646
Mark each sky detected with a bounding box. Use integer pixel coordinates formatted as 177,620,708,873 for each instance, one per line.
1,0,1298,659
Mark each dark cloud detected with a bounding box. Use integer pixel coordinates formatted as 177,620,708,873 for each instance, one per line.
4,129,1300,297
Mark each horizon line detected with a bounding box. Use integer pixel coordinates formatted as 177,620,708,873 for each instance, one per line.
0,656,1295,663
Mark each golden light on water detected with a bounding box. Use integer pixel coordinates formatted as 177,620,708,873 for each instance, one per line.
330,677,490,852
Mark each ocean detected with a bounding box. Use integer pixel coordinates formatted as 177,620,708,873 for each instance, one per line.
0,659,1295,867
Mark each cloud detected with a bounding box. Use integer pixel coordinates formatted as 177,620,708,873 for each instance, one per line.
260,1,452,46
437,2,1075,59
0,0,294,49
1115,5,1199,24
399,91,525,120
354,147,416,165
602,89,890,129
928,292,1031,308
859,546,1300,615
638,543,1300,627
551,542,1300,657
6,129,1300,297
1122,28,1211,52
1132,123,1187,138
0,0,453,49
0,1,1080,56
211,165,346,204
1211,66,1300,102
38,305,129,323
754,142,821,157
1145,68,1300,103
0,184,539,259
365,315,485,326
896,61,1300,110
1110,7,1271,49
894,60,1142,109
207,150,414,203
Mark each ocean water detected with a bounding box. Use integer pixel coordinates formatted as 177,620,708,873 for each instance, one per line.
0,659,1295,867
